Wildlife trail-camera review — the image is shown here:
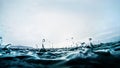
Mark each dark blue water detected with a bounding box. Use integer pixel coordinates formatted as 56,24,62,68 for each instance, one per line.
0,41,120,68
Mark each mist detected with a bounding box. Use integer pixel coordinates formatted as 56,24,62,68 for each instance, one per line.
0,0,120,48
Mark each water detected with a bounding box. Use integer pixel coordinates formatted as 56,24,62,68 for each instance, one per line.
0,41,120,68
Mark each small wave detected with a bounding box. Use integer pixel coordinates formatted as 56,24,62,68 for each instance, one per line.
0,41,120,68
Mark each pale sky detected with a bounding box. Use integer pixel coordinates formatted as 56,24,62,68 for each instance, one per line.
0,0,120,48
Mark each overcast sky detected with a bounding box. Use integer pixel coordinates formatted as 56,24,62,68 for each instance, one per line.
0,0,120,48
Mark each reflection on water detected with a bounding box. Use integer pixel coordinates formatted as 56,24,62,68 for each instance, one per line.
0,40,120,68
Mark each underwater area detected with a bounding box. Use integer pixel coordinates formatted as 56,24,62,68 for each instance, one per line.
0,40,120,68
